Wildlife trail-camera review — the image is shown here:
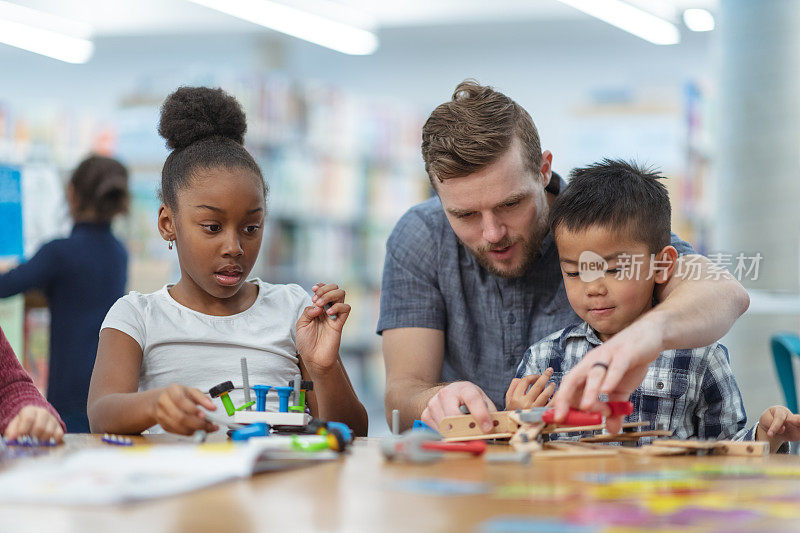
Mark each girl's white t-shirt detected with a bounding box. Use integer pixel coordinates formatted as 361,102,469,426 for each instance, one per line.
100,278,310,432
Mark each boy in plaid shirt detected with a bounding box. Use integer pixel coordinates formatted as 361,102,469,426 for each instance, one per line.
511,159,800,451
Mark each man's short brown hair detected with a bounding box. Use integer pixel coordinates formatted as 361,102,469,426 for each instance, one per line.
421,80,543,184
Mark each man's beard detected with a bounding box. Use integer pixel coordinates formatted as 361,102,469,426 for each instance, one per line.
467,212,549,279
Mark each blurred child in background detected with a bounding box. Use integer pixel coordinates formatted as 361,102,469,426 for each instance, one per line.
0,155,129,432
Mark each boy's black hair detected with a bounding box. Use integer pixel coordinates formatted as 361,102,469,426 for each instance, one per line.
549,159,671,253
157,86,266,209
70,155,129,222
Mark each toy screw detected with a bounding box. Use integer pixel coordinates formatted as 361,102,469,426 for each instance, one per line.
240,357,252,410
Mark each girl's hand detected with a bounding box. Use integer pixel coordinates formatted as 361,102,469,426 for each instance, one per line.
5,406,64,442
757,405,800,451
153,384,218,435
296,282,351,375
505,368,555,411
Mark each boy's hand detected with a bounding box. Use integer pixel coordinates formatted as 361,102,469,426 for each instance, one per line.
296,283,351,375
757,405,800,452
154,384,218,435
4,406,64,442
505,369,555,411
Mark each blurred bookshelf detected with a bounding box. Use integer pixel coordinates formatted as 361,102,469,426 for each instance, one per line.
566,81,713,254
681,81,713,255
0,99,113,391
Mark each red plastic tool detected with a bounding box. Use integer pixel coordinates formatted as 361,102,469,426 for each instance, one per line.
606,401,634,416
526,401,634,426
541,408,600,425
420,440,487,456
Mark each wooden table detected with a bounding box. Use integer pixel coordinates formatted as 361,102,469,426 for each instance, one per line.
1,434,800,532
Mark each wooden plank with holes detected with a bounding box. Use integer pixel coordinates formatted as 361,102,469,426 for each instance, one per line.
650,439,719,450
443,433,514,443
533,450,620,459
648,439,768,457
580,430,674,443
536,441,686,457
544,421,651,435
711,441,769,457
548,440,687,457
438,412,519,440
534,442,619,459
630,445,691,457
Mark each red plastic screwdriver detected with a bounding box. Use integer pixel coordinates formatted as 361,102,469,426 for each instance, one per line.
421,440,488,455
521,401,634,426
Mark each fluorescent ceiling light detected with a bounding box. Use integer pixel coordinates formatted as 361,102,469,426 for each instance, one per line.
555,0,680,45
0,0,93,63
187,0,378,55
683,8,715,32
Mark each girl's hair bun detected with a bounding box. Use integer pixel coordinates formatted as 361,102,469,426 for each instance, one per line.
158,86,247,151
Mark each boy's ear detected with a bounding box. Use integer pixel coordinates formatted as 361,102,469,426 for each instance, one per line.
653,245,679,285
157,204,176,242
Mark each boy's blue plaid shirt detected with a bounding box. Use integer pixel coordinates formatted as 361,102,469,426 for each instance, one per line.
516,321,759,444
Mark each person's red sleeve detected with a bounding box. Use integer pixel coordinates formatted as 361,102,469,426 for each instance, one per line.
0,326,64,433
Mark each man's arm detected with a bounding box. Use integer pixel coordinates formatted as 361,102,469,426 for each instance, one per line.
383,327,496,433
553,254,750,432
654,254,750,348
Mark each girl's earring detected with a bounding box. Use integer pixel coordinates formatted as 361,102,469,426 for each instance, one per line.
168,240,174,250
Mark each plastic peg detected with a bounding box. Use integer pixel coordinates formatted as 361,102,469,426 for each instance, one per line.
252,385,272,412
273,386,294,413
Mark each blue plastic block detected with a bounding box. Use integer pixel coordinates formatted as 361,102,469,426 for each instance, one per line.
231,422,270,442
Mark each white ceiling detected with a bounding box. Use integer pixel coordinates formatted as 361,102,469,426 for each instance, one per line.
9,0,719,36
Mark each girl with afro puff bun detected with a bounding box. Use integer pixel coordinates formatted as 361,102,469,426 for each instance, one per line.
87,87,367,436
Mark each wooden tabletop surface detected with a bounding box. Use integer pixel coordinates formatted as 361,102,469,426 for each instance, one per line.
2,434,800,532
